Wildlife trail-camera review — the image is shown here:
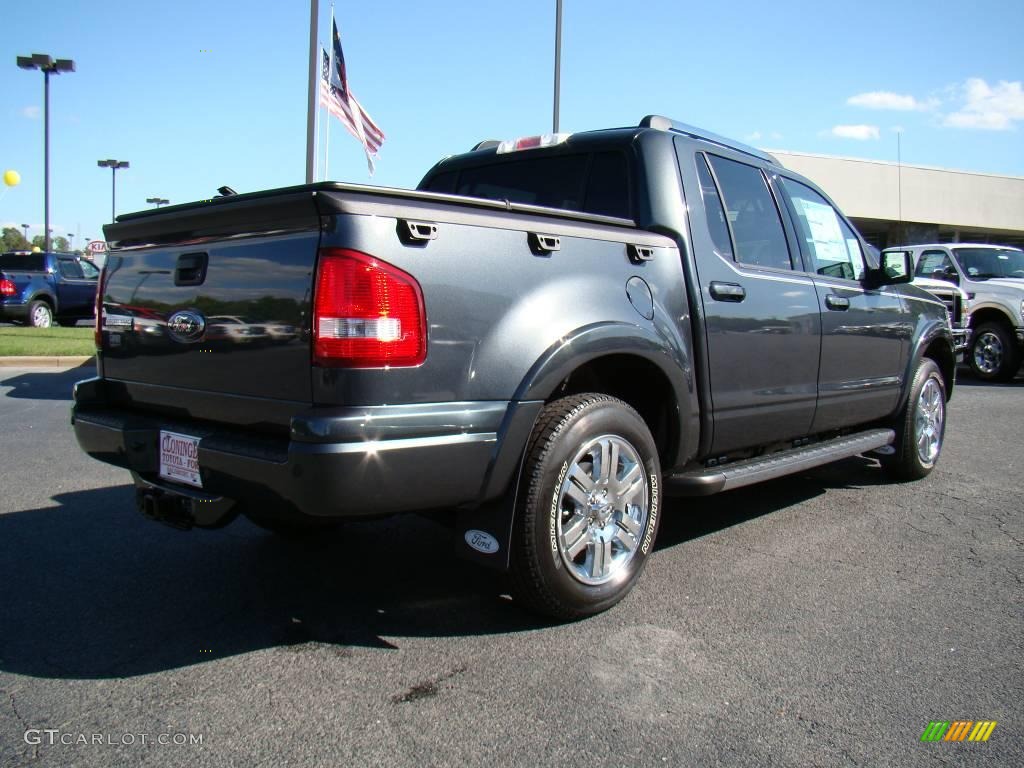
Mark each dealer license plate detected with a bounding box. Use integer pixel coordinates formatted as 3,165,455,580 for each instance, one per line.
158,431,203,488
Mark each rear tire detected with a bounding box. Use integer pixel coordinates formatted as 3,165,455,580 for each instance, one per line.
968,322,1020,382
884,358,946,481
509,394,661,620
27,300,53,328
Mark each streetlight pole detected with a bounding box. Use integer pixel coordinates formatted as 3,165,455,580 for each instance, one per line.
97,159,129,222
146,197,170,208
17,53,75,253
67,233,74,250
553,0,562,133
20,224,29,242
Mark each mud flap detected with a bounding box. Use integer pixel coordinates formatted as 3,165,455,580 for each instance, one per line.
455,495,515,571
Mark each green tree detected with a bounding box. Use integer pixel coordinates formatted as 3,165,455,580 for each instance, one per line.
29,234,70,252
1,227,30,252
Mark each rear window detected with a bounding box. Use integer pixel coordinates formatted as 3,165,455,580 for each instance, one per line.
423,151,631,219
0,253,46,271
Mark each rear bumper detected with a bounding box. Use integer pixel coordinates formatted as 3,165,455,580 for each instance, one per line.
1,302,28,321
71,377,540,523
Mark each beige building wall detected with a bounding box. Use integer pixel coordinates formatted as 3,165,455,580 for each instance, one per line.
768,150,1024,240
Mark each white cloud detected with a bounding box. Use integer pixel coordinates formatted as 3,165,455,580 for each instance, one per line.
769,131,783,140
943,78,1024,130
831,124,880,141
20,106,40,119
847,91,937,111
744,131,763,142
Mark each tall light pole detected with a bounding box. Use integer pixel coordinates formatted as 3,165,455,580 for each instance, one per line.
305,0,319,184
97,159,129,222
17,53,75,253
67,233,74,250
553,0,562,133
146,197,170,208
20,224,29,242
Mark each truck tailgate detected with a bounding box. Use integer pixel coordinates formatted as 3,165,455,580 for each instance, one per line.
100,191,320,412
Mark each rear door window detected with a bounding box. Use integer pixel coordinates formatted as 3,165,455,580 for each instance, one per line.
696,154,734,259
706,155,793,271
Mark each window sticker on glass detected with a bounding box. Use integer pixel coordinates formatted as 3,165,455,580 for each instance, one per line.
793,197,845,263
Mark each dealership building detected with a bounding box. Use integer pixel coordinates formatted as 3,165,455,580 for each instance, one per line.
770,150,1024,251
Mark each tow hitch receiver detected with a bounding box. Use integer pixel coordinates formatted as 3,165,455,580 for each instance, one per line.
133,474,237,530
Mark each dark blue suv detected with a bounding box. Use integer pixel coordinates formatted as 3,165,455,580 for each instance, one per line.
0,251,100,327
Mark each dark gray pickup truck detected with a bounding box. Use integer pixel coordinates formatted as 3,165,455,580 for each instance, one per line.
73,116,956,618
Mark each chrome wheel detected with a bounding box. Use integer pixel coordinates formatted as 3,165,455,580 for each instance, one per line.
30,303,52,328
972,331,1002,375
914,377,944,465
556,434,649,586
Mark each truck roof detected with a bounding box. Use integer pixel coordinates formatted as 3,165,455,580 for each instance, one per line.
449,116,779,169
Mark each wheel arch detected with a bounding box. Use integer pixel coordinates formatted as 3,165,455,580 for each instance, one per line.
897,321,955,414
968,304,1015,332
28,291,57,310
511,322,697,471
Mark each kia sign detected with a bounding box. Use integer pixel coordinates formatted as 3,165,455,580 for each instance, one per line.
87,240,107,254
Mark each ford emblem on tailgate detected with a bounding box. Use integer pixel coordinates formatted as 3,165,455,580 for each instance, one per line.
166,310,206,343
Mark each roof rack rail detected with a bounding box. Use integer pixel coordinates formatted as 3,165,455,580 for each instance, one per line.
640,115,779,165
471,140,502,151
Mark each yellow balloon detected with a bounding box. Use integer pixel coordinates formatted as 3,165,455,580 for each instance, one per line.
3,170,20,187
31,246,41,252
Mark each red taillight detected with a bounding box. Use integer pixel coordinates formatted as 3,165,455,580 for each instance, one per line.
313,248,426,368
93,268,106,349
0,279,16,297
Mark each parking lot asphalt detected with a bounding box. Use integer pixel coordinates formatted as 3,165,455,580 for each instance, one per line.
0,364,1020,768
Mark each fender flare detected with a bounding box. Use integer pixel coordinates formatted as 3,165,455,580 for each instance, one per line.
512,320,693,405
896,319,955,414
967,301,1016,329
26,291,58,314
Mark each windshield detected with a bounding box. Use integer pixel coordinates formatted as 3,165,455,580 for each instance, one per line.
953,247,1024,279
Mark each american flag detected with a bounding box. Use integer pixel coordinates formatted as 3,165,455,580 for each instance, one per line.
319,18,385,173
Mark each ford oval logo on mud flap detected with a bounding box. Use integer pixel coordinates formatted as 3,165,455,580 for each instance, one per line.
465,529,499,554
166,310,206,343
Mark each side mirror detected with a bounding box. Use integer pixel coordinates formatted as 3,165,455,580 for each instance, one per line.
867,251,913,288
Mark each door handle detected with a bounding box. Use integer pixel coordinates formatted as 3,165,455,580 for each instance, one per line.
709,281,746,302
825,294,850,311
528,232,561,254
174,252,208,287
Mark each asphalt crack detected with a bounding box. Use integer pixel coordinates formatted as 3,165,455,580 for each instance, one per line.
7,690,37,761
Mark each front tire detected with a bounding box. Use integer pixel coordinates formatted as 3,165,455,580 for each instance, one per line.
969,322,1020,382
884,358,947,481
509,394,661,620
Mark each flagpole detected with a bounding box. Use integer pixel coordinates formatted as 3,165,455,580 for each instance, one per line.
305,0,320,184
323,69,331,181
323,4,334,181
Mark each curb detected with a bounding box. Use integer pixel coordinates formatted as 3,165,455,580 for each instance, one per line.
0,355,95,368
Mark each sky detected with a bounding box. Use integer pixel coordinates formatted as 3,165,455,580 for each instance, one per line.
2,0,1022,246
